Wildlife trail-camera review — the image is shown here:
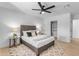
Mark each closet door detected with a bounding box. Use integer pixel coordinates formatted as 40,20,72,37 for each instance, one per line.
73,20,79,38
51,21,57,37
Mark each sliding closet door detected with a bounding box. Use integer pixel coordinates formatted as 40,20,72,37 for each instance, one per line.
73,20,79,38
51,21,57,37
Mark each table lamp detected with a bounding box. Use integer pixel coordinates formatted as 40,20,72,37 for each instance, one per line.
11,27,18,39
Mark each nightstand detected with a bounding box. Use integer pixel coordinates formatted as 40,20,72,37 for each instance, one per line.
9,36,20,48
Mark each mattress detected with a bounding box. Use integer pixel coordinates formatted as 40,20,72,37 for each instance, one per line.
22,35,55,48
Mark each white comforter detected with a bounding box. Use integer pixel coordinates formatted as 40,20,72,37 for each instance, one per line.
22,35,54,48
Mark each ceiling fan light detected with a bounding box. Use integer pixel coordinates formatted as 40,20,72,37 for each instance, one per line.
42,11,45,14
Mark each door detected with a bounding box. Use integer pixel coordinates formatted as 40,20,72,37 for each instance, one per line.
51,21,57,37
73,20,79,38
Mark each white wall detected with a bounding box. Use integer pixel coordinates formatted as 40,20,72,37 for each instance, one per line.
44,13,71,42
73,19,79,38
0,7,43,48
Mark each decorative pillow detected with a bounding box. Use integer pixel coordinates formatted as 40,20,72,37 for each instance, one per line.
27,32,32,37
35,31,38,36
23,30,32,36
31,31,36,36
35,30,41,35
23,30,37,37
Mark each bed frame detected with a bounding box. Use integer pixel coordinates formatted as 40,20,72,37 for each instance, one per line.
20,25,55,56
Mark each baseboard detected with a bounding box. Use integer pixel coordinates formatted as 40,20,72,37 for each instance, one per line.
72,38,79,39
0,44,21,48
57,38,71,43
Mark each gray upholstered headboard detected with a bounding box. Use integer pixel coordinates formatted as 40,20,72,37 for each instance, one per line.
20,25,36,36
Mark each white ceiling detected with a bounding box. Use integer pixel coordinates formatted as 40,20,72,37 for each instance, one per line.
0,2,20,11
0,2,79,18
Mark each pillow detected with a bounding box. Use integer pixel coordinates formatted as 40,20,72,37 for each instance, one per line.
35,31,37,36
35,30,41,35
23,31,28,36
23,30,37,37
31,31,36,36
23,30,33,36
27,32,32,37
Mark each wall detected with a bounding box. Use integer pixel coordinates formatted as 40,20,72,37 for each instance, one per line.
73,15,79,19
73,19,79,38
0,7,43,48
44,13,71,42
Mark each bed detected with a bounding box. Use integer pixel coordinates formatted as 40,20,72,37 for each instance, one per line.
20,25,55,56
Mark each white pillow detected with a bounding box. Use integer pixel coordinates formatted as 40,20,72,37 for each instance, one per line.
23,31,28,36
31,31,36,37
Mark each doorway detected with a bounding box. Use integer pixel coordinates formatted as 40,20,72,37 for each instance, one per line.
50,21,57,38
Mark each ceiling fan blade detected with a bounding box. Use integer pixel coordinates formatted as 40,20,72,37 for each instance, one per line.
32,9,41,11
38,2,43,9
44,10,52,13
45,5,55,10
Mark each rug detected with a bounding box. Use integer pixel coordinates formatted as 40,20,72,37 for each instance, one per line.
9,42,66,56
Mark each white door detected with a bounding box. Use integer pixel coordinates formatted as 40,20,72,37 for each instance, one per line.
73,20,79,38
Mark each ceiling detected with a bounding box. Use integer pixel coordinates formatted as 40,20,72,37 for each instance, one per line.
0,2,79,18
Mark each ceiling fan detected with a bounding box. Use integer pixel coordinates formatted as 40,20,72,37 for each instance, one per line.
32,2,55,14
